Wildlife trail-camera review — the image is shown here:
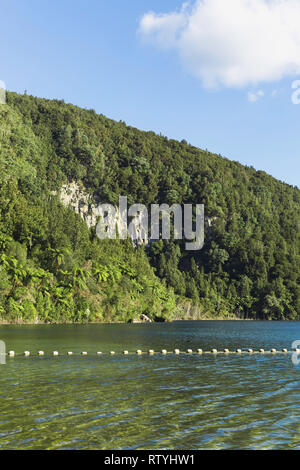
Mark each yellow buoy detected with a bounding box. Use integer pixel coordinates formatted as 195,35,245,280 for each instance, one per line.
81,351,87,355
97,352,102,355
123,350,129,355
53,351,59,356
224,349,230,354
148,350,154,355
282,348,288,353
248,349,253,354
161,349,167,355
212,349,218,354
67,352,73,356
236,349,242,354
136,350,142,355
271,348,277,353
259,349,265,353
24,351,30,356
38,351,44,356
174,349,180,354
110,351,115,355
8,351,15,357
197,349,203,354
187,349,193,354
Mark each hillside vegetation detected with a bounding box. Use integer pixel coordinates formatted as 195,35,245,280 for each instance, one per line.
0,91,299,322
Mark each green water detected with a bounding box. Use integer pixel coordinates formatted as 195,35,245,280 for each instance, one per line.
0,321,299,450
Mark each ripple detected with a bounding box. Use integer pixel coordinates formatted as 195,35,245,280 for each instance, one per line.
1,322,300,449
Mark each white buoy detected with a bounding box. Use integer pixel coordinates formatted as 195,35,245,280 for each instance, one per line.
212,349,218,354
148,350,154,355
236,349,242,354
271,348,277,353
123,350,129,355
136,350,142,355
248,349,253,354
259,349,265,353
197,349,203,354
110,351,115,355
174,349,180,354
67,352,73,356
97,352,102,355
161,349,167,355
8,351,15,357
224,349,230,354
38,351,44,356
24,351,30,356
81,351,87,355
53,351,59,356
187,349,193,354
282,349,288,353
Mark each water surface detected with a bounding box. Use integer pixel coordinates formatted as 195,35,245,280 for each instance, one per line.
0,321,299,450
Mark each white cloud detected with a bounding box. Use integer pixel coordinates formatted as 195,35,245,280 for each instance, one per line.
138,0,300,88
248,90,264,102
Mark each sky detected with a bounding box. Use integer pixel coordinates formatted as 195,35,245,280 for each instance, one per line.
1,0,300,187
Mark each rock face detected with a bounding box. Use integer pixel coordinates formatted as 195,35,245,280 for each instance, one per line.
59,182,98,228
58,182,211,247
58,182,149,246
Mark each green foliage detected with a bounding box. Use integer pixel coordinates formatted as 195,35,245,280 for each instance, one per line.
0,91,298,322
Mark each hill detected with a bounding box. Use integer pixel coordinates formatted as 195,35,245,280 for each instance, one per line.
0,91,299,322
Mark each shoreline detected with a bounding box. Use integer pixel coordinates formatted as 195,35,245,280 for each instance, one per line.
0,318,295,326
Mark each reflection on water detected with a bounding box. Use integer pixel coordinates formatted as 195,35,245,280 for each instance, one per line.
0,321,299,450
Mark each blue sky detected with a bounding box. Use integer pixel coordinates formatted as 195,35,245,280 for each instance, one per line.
1,0,300,187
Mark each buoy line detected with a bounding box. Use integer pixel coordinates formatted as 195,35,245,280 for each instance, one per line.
6,348,296,357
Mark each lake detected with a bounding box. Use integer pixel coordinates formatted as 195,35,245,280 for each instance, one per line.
0,321,299,450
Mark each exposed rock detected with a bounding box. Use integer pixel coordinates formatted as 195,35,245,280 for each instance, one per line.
130,314,152,324
58,182,149,246
58,181,208,248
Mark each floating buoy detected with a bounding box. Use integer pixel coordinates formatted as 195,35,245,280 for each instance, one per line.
10,347,292,358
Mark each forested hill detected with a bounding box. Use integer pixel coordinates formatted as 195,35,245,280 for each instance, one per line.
0,91,299,323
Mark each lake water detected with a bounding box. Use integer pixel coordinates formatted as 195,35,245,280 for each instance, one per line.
0,321,299,450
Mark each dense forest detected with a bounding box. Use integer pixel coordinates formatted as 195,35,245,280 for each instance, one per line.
0,91,299,323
